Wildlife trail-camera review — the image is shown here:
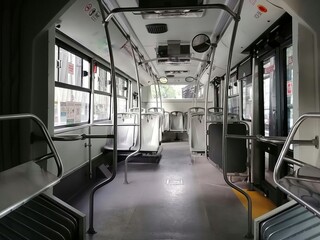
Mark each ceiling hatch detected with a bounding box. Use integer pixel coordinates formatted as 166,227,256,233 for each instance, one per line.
137,0,205,19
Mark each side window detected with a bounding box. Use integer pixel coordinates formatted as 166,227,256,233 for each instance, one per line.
93,65,111,121
227,73,240,115
116,76,128,113
241,76,253,120
54,44,91,127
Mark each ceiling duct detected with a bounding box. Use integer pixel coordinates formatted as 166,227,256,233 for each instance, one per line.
157,40,190,64
137,0,205,19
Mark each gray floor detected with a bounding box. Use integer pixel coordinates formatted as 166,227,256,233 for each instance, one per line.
72,142,249,240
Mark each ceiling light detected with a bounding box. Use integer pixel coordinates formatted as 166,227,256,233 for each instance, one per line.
185,76,195,82
159,77,168,84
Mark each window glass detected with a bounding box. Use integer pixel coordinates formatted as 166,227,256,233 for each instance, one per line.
116,76,128,97
54,87,90,126
94,94,110,121
54,44,91,127
242,76,253,120
82,59,90,89
151,84,200,99
58,47,83,87
228,96,239,115
286,45,293,132
94,67,111,93
117,97,127,113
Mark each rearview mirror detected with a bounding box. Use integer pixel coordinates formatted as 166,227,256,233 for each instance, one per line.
191,34,211,53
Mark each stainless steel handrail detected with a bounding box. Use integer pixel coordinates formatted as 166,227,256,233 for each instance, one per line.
204,46,217,158
124,38,142,184
221,0,253,238
0,114,63,177
274,113,320,217
0,113,64,218
104,4,239,23
52,134,114,141
87,0,118,234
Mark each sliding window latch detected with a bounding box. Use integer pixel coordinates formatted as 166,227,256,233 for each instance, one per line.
56,59,62,69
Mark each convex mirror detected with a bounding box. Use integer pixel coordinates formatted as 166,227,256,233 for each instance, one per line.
191,34,211,53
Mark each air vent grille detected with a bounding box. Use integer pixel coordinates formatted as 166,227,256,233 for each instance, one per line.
146,24,168,34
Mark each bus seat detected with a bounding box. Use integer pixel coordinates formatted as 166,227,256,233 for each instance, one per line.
208,121,247,173
190,112,205,152
131,113,161,152
104,113,136,151
170,111,184,131
164,111,170,131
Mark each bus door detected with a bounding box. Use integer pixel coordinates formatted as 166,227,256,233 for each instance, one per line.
258,43,293,205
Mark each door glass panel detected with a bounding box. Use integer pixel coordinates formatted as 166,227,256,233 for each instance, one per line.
286,45,293,132
263,56,276,137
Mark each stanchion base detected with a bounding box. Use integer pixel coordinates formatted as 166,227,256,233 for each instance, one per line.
87,227,97,235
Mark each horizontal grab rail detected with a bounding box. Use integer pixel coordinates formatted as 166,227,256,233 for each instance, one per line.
52,134,114,141
273,113,320,218
226,134,319,148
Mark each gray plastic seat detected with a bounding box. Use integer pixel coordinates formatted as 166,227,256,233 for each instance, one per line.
104,113,137,151
164,112,170,131
189,112,206,152
170,111,184,132
131,113,161,152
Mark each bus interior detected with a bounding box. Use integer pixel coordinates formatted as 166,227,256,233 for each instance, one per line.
1,0,320,239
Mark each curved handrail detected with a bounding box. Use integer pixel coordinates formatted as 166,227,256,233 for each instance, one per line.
274,113,320,217
124,38,142,184
221,0,253,238
0,114,63,178
87,0,118,234
0,113,64,218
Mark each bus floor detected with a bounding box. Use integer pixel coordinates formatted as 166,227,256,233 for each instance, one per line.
69,141,252,240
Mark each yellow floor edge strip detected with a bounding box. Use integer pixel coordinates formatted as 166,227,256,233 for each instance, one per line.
232,189,276,219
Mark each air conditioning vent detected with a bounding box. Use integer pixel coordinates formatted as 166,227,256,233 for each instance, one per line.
157,41,190,64
146,24,168,34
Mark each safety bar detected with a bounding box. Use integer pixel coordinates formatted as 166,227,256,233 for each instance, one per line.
0,114,63,177
88,0,118,234
226,134,318,148
220,0,253,238
0,113,63,218
148,107,165,113
124,38,143,185
273,113,320,217
104,4,239,23
208,107,223,113
52,134,114,141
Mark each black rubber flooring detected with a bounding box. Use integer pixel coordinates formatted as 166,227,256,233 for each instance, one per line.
70,142,249,240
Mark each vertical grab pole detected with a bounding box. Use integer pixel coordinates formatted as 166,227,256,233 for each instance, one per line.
205,45,217,158
124,38,142,184
157,80,163,110
221,0,253,238
153,80,159,108
87,1,118,234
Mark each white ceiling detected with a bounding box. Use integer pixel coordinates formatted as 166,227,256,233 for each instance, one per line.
57,0,285,85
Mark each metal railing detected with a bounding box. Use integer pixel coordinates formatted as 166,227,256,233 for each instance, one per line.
273,113,320,217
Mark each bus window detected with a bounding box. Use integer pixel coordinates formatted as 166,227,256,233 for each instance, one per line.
54,44,91,127
228,73,239,115
93,66,111,121
286,45,293,132
242,76,253,120
116,76,128,113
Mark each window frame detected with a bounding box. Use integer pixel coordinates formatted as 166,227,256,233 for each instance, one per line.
54,40,92,128
93,62,112,122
